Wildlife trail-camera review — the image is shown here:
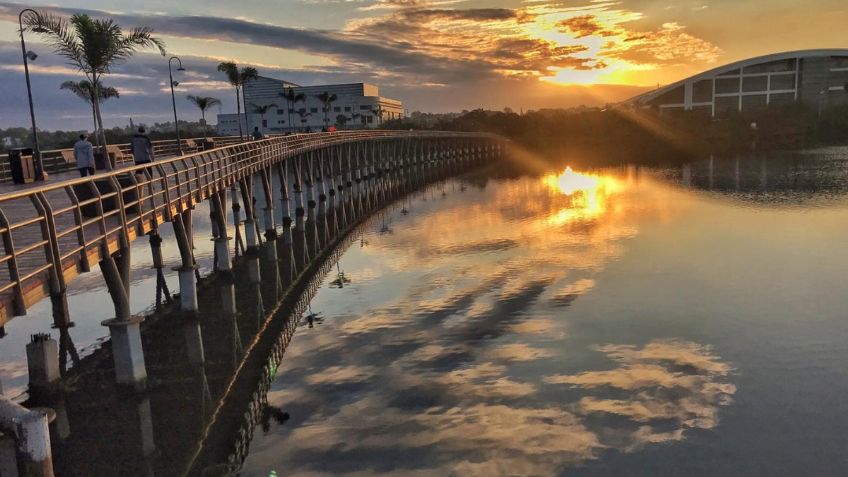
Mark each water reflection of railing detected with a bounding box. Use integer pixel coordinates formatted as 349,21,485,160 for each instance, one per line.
40,152,465,476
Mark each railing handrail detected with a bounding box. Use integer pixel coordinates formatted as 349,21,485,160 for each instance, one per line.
0,130,495,201
0,134,243,158
0,129,503,323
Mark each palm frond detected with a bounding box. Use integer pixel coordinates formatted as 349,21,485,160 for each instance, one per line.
61,79,120,103
24,10,85,72
217,62,240,86
240,67,259,85
187,95,222,112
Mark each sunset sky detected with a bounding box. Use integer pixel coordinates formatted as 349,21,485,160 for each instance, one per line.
0,0,846,129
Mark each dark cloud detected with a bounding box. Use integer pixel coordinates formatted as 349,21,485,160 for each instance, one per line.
557,14,617,38
0,2,496,84
0,2,654,128
404,8,519,22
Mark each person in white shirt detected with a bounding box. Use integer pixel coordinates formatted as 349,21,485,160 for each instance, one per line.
73,133,95,177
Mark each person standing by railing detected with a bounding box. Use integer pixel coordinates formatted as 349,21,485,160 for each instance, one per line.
251,126,263,141
131,126,155,166
73,133,96,177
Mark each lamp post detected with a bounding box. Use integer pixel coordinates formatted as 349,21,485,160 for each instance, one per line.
18,8,44,180
168,56,185,155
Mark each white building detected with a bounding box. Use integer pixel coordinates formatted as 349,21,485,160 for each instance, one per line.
217,76,404,135
625,49,848,116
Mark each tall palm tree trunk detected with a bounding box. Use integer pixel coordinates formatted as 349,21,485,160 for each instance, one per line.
90,102,99,146
235,87,243,139
242,87,250,135
201,110,208,140
91,78,112,170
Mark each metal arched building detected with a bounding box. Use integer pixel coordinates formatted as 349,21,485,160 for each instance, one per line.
626,49,848,116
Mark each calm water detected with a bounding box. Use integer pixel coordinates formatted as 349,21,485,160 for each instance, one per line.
4,151,848,475
241,155,848,476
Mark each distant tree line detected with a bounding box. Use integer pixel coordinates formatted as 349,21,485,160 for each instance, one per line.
384,102,848,166
0,120,217,154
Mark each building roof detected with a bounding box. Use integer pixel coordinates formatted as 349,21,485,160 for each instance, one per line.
626,49,848,105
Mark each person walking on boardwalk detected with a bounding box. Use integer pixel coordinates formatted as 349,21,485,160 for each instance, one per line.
252,126,263,141
73,133,96,177
131,126,155,165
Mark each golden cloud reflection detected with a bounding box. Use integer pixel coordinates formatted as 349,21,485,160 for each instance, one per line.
239,172,731,476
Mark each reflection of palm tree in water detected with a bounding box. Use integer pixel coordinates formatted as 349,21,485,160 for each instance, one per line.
329,262,351,289
261,405,290,433
302,304,324,328
379,214,393,235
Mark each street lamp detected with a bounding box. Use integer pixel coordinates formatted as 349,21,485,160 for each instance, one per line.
168,56,185,155
19,8,44,180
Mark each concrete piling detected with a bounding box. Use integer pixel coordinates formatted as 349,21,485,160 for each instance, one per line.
0,396,53,477
25,334,59,396
101,316,146,389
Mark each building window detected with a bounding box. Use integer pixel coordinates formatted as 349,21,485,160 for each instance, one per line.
715,77,740,94
262,119,268,127
769,92,795,105
718,68,741,76
649,85,684,106
334,106,341,112
769,75,795,91
741,94,767,110
344,106,351,112
310,108,318,113
743,59,795,74
715,95,739,113
277,109,285,115
693,80,713,103
742,76,768,93
360,105,371,110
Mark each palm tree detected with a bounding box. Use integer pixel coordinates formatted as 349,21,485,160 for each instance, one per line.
250,103,278,133
186,95,221,140
297,109,312,131
279,87,305,132
60,80,119,145
372,105,385,127
350,112,363,128
239,67,258,135
217,62,242,138
26,11,165,169
315,92,338,128
216,63,258,139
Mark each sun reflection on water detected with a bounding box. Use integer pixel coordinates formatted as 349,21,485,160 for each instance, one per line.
542,167,621,224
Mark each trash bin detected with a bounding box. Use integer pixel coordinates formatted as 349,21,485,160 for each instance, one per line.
8,148,35,184
94,151,116,171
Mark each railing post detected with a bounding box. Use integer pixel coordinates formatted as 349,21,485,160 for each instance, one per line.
171,209,198,312
239,177,259,252
211,192,231,273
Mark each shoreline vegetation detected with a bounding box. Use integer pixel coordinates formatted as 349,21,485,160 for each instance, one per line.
383,103,848,166
3,103,847,166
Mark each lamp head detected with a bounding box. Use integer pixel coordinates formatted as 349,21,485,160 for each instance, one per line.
177,66,186,72
171,80,179,87
25,50,37,61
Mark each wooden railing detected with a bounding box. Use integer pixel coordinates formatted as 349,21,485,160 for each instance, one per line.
0,135,245,182
0,130,501,325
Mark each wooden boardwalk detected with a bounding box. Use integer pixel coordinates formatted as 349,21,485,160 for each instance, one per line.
0,131,501,327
